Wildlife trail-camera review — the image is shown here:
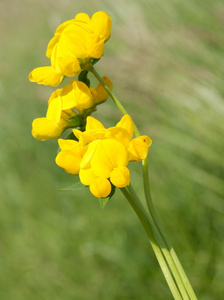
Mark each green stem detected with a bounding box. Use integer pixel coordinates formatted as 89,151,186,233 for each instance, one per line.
120,187,182,300
91,66,197,300
142,158,198,300
128,184,190,300
90,66,140,137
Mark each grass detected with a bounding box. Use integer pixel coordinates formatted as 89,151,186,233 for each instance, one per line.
0,0,224,299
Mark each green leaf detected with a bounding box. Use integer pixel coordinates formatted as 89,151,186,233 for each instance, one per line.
60,181,86,191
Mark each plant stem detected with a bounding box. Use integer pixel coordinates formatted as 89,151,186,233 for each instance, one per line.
120,187,182,300
142,158,198,300
128,184,191,300
91,66,198,300
90,66,140,137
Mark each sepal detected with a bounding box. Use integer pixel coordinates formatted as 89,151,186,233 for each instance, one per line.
78,70,90,87
98,184,116,209
69,114,85,128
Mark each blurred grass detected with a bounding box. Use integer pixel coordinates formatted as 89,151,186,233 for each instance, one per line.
0,0,224,299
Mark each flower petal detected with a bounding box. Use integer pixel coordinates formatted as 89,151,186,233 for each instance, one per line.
110,166,130,188
116,115,133,140
31,118,63,141
86,116,105,131
128,136,152,161
94,76,113,104
75,13,91,23
29,66,64,86
90,11,112,42
90,139,128,178
46,93,62,123
55,150,82,174
58,138,79,150
89,177,111,198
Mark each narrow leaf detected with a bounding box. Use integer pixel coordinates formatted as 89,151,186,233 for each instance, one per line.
60,181,86,191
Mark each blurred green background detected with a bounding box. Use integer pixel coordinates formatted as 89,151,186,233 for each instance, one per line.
0,0,224,299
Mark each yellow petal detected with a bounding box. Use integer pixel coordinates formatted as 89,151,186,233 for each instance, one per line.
79,168,96,186
89,177,111,198
90,11,112,42
46,93,62,123
58,138,79,150
55,150,81,174
59,23,90,58
32,118,63,141
90,139,128,178
89,86,97,102
48,88,63,105
105,127,130,148
116,115,133,140
62,81,94,111
59,22,104,59
72,81,94,111
29,66,64,87
56,51,81,77
128,136,152,161
110,166,130,188
86,31,104,58
72,128,106,145
55,19,77,35
80,140,100,170
94,76,113,104
46,35,59,58
75,13,91,23
60,82,76,110
86,116,105,131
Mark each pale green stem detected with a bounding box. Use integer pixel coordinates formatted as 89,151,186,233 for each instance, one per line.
90,66,140,137
91,66,197,300
142,158,198,300
120,187,182,300
128,184,190,300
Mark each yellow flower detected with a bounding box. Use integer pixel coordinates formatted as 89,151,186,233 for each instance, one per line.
56,115,151,198
79,139,130,198
55,139,87,174
61,80,97,113
94,76,113,104
73,115,152,161
29,11,112,87
114,115,152,161
32,89,75,141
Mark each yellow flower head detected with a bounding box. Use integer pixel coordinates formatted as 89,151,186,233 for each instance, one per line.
61,80,97,113
79,139,130,198
56,115,151,198
32,89,75,141
29,11,112,87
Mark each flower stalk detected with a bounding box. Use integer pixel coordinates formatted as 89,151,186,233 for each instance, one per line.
120,187,183,300
91,67,198,300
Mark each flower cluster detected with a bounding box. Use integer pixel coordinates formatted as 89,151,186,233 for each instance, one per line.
32,76,112,141
29,11,112,87
56,115,152,198
29,11,152,199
